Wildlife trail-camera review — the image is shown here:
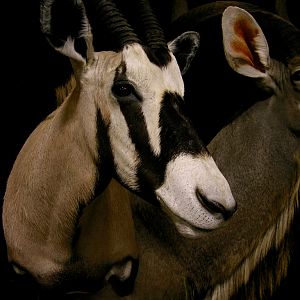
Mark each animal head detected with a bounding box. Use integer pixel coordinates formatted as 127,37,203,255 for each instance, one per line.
222,5,300,134
103,6,300,299
167,1,300,144
129,4,300,299
2,0,237,287
40,0,236,236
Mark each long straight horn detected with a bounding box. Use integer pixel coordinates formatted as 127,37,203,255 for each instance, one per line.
82,0,140,48
137,0,171,65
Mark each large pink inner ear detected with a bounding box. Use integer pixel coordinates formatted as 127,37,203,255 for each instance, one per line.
222,6,270,78
231,18,265,71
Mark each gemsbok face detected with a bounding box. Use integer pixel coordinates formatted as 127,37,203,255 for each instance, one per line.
69,3,299,299
80,0,237,236
2,0,236,284
114,3,300,299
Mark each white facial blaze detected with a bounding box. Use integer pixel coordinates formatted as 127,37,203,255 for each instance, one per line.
141,90,162,156
162,52,185,97
108,102,139,190
155,154,236,237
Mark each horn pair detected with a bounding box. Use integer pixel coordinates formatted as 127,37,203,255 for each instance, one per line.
82,0,168,51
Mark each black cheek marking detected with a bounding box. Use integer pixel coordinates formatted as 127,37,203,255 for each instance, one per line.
118,100,151,155
118,99,165,198
159,91,208,161
94,109,114,195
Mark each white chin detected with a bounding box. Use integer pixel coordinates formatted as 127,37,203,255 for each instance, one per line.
158,199,217,238
174,221,204,239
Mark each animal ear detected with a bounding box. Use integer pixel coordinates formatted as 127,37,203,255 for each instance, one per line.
40,0,94,67
168,31,200,75
222,6,270,78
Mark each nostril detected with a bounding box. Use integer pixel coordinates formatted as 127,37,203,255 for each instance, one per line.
105,257,139,297
196,189,236,220
222,201,237,220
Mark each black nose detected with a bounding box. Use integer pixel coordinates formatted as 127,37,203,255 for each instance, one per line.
105,257,139,297
196,190,237,220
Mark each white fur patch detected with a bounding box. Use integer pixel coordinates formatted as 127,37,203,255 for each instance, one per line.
155,154,236,233
141,92,162,156
108,101,139,190
56,37,85,63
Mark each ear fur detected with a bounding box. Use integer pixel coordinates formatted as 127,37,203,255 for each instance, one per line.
168,31,200,75
222,6,270,78
40,0,94,65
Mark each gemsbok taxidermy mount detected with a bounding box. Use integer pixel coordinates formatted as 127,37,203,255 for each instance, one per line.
95,3,299,299
2,0,236,288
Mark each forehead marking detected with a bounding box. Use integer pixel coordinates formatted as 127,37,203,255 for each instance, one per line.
119,44,185,156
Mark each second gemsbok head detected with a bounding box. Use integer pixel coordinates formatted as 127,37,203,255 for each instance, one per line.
3,0,237,282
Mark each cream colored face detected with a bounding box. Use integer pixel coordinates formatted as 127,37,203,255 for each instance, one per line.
86,44,236,237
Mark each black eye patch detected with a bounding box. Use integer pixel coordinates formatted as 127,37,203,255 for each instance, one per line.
112,82,134,97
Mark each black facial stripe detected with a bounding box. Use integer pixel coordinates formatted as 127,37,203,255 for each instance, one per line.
111,69,207,199
94,109,113,195
113,65,154,157
118,94,164,194
159,91,208,161
116,90,208,201
118,92,208,202
111,61,165,196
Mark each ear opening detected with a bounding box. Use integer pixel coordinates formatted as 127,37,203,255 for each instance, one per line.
168,31,200,75
40,0,94,66
222,6,270,78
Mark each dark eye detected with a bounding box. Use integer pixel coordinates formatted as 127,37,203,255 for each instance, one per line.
291,69,300,82
112,83,134,97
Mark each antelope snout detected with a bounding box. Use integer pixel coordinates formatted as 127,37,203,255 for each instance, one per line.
155,154,237,238
196,189,237,220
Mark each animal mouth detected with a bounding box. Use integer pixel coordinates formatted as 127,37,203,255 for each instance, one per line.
195,189,227,220
156,195,211,238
